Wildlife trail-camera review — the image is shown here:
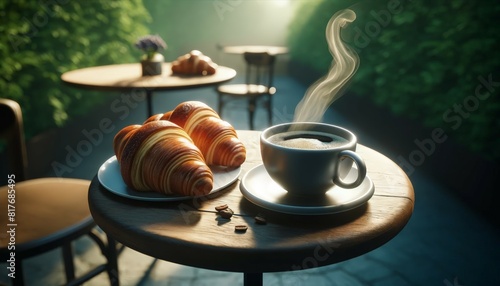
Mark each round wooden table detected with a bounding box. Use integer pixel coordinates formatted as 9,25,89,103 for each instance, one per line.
88,130,414,285
61,63,236,117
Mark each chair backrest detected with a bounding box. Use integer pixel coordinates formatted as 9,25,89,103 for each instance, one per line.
0,98,28,181
243,52,276,89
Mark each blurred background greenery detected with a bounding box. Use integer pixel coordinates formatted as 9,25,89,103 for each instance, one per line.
1,0,498,162
1,0,149,139
288,0,499,161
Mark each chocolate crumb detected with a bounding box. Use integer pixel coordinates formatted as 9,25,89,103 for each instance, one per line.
254,215,267,225
235,225,248,232
215,204,229,212
218,208,234,219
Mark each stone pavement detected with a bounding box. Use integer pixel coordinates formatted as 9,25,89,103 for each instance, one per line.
1,76,499,285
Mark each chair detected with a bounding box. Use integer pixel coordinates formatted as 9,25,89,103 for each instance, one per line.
0,98,120,286
217,52,277,130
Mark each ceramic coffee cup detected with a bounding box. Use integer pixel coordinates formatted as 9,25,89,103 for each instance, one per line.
260,122,367,196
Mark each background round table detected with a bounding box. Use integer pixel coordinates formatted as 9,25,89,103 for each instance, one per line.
61,63,236,117
88,130,414,285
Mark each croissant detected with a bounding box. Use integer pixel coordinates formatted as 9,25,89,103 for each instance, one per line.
162,101,246,167
144,111,171,124
171,50,217,76
113,120,214,196
113,124,141,162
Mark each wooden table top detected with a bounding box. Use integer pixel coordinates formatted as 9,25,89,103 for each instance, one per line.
88,130,414,273
61,63,236,92
223,45,289,55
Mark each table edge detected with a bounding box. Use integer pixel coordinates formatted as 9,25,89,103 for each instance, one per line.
61,63,237,92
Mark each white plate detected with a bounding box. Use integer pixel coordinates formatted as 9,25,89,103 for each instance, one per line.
240,164,374,215
98,156,241,201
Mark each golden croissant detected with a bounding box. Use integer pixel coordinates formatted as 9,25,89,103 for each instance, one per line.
113,120,214,196
171,50,217,76
147,101,246,167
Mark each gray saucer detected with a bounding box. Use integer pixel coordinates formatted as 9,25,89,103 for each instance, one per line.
240,164,374,215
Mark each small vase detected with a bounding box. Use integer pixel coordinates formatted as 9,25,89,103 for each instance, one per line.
141,53,164,76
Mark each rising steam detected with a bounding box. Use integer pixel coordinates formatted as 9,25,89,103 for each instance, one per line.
293,9,359,123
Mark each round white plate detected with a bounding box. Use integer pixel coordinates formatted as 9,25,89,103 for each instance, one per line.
98,156,241,201
240,164,374,215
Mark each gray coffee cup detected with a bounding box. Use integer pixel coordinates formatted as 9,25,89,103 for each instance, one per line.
260,122,367,196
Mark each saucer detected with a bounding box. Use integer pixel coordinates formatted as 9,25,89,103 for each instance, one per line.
240,164,374,215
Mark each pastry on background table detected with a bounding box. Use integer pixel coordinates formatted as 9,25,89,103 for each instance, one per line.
171,50,217,76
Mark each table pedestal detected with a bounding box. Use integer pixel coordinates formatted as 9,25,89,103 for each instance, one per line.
244,272,263,286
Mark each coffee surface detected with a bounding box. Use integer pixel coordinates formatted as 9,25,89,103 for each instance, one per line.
268,131,348,150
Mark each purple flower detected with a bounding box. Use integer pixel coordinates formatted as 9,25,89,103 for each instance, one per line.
135,35,167,59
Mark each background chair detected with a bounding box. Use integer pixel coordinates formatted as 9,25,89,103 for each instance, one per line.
217,52,277,130
0,98,120,286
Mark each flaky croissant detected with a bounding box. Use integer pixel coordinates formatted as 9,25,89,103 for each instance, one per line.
171,50,217,76
113,120,214,196
170,101,246,167
147,101,246,167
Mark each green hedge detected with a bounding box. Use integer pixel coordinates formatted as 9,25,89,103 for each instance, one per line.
1,1,150,139
287,0,500,160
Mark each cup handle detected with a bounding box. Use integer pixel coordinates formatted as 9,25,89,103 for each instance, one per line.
333,150,367,189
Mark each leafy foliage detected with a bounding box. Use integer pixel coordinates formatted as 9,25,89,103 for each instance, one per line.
287,0,500,160
0,1,150,139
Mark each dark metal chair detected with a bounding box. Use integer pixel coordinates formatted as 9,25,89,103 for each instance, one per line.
217,52,277,130
0,98,120,286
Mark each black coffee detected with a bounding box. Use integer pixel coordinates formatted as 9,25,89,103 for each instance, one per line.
268,131,348,150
